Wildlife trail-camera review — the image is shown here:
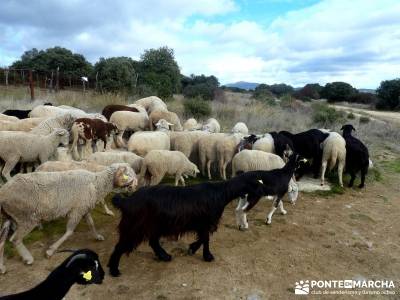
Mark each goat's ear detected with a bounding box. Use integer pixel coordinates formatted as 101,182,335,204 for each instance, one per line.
340,125,344,130
258,179,263,184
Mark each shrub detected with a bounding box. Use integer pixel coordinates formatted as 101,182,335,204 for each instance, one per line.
349,92,377,105
183,97,212,119
279,94,295,109
347,112,356,119
293,83,322,101
359,116,370,124
312,102,345,127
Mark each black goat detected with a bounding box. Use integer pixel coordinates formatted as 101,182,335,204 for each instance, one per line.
108,173,266,277
279,129,328,178
0,249,104,300
235,153,300,227
236,134,259,152
341,124,370,188
2,109,31,119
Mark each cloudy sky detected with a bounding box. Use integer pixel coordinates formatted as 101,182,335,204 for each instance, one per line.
1,0,399,88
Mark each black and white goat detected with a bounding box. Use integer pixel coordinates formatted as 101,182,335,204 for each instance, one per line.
235,153,301,228
279,129,328,178
0,249,104,300
341,124,370,188
108,173,267,277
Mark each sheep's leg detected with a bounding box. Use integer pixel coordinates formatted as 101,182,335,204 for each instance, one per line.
149,237,171,261
101,200,114,216
359,167,367,189
174,174,180,186
83,139,92,159
85,213,104,241
266,197,279,225
179,176,186,186
348,170,356,187
150,174,163,186
278,200,287,215
46,216,80,257
338,162,344,187
2,156,19,181
9,223,36,265
320,160,328,186
200,231,214,262
223,161,229,180
207,160,212,180
117,131,125,148
218,159,224,179
0,220,11,274
108,241,128,277
235,197,249,230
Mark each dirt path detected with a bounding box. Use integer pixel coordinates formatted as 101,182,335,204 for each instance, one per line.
1,168,400,299
332,104,400,125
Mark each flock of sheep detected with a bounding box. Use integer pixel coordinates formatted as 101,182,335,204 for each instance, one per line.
0,96,371,299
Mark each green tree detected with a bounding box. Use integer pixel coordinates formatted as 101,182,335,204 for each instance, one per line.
182,74,219,100
94,57,137,93
320,82,357,103
268,83,294,96
293,83,322,101
376,79,400,110
11,47,92,77
138,46,181,98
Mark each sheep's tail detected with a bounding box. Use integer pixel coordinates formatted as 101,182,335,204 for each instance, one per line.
369,159,374,169
327,146,339,171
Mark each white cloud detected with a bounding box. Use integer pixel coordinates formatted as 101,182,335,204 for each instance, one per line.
1,0,400,88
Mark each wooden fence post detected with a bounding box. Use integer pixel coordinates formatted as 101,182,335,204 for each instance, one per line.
55,67,59,92
5,69,9,86
29,70,35,101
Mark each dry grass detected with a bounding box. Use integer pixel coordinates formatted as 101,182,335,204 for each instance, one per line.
1,86,399,158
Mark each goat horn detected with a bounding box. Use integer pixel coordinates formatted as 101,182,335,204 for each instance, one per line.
65,253,90,268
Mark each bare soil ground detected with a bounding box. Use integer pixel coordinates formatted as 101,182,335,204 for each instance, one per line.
1,163,399,299
332,104,400,125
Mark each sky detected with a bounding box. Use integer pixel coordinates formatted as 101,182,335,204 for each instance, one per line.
0,0,400,88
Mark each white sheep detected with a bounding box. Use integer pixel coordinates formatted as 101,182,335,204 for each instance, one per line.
183,118,201,131
0,114,19,122
252,133,275,153
320,131,346,187
126,103,148,116
216,133,245,180
134,96,167,113
52,147,73,162
30,113,75,135
0,164,137,273
110,110,149,147
35,160,115,216
0,118,45,132
202,118,221,133
231,122,249,135
139,150,200,186
232,149,299,227
86,150,143,173
0,129,69,180
172,131,208,160
29,105,71,118
127,120,171,156
149,110,182,131
198,133,226,179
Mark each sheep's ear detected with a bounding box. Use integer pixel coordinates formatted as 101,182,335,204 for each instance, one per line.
167,122,174,126
58,130,66,136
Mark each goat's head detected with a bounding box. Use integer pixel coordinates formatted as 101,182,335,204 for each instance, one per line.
112,164,138,190
62,249,104,285
340,124,356,134
282,144,294,162
294,156,311,180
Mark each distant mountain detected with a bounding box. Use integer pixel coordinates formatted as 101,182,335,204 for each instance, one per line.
358,88,376,94
224,81,260,90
